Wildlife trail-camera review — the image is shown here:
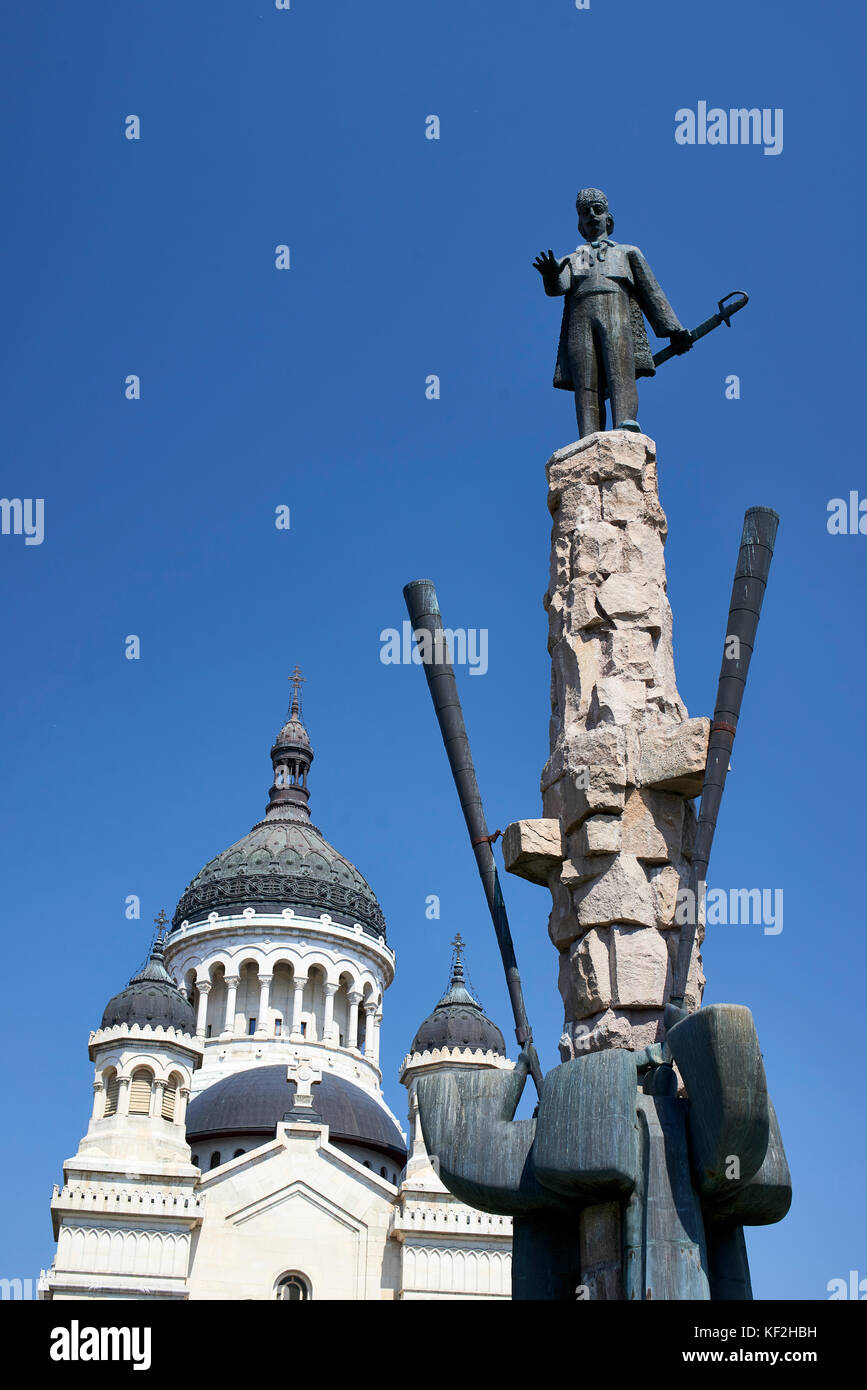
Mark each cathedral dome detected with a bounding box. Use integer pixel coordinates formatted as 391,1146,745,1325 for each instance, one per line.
172,819,385,938
171,676,386,941
186,1065,406,1165
410,942,506,1056
101,937,196,1034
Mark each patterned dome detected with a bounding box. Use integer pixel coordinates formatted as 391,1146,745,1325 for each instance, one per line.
411,948,505,1056
172,818,386,939
101,938,196,1033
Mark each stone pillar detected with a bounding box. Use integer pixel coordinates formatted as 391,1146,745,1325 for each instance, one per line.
347,991,362,1050
323,983,337,1043
256,975,272,1037
504,432,708,1055
91,1078,103,1122
363,1004,376,1060
177,1086,190,1126
222,976,240,1038
152,1078,166,1119
117,1075,131,1117
195,981,211,1038
290,976,308,1042
373,1011,383,1065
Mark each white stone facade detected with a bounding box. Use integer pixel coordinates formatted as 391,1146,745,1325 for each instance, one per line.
39,687,515,1299
40,823,514,1299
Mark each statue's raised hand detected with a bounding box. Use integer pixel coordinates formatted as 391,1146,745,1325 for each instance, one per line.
533,248,561,279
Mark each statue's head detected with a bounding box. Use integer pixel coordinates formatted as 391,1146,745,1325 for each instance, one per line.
576,188,614,240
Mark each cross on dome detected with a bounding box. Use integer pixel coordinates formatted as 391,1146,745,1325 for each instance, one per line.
288,664,305,718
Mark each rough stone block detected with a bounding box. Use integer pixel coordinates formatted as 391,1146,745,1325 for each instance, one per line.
547,475,602,527
567,580,605,632
597,573,659,620
592,677,647,727
638,717,710,796
572,521,623,577
622,523,665,576
502,818,564,886
608,629,655,681
542,727,627,830
569,855,656,935
558,929,612,1020
621,787,684,863
611,927,670,1008
601,478,644,525
547,431,649,491
578,814,623,856
648,864,682,927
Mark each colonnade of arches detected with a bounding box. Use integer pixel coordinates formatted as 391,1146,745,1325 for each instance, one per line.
96,1064,189,1124
183,958,383,1064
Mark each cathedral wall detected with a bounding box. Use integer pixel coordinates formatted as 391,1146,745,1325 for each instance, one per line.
185,1129,400,1300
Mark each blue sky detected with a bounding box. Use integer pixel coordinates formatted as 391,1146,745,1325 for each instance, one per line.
1,0,864,1299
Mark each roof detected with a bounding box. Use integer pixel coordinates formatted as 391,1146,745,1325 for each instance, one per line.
410,949,506,1056
185,1065,406,1164
101,938,196,1033
172,819,386,939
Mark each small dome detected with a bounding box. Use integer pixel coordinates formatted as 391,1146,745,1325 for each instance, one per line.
101,938,195,1034
186,1066,406,1165
273,715,311,751
411,950,506,1056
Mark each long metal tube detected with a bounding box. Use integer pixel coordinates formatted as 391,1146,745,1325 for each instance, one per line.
403,579,544,1093
669,507,779,1011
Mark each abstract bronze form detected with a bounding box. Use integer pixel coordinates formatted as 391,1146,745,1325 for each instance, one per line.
534,188,747,437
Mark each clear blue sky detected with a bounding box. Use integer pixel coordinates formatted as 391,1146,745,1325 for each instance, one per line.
2,1,864,1300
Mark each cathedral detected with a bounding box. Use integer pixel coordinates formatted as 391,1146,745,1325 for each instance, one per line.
38,675,513,1300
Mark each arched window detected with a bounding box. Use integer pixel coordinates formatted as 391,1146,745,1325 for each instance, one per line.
209,1151,221,1170
102,1069,120,1118
233,1148,245,1159
161,1072,182,1121
380,1166,387,1178
191,1154,200,1168
128,1068,153,1115
276,1274,310,1301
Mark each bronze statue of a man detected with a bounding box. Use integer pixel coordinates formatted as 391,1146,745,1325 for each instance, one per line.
534,188,692,437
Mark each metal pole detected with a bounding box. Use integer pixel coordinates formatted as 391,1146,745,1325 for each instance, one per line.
403,579,544,1094
668,507,779,1012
